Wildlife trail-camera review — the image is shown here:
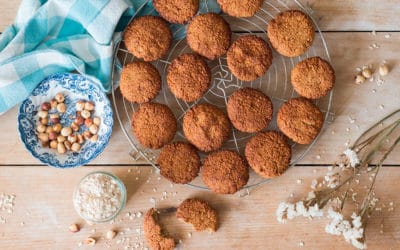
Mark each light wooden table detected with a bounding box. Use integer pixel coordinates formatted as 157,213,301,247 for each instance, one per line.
1,1,399,249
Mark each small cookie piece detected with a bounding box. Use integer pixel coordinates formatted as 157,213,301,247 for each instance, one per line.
245,131,291,178
227,35,273,81
153,0,199,24
277,97,323,144
183,103,231,152
187,13,231,60
144,208,176,250
201,150,249,194
217,0,263,17
176,198,218,232
157,142,200,184
291,57,335,99
227,88,273,133
267,10,314,57
132,103,177,149
124,15,172,61
167,53,211,102
120,62,161,103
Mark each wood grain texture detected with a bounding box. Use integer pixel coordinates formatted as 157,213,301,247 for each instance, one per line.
0,166,399,249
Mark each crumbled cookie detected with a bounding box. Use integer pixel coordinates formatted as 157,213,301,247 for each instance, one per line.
143,208,176,250
176,198,218,232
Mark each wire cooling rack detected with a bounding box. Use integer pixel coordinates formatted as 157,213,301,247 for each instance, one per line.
111,0,334,190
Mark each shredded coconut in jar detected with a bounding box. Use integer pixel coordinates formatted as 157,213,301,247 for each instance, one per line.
74,173,123,222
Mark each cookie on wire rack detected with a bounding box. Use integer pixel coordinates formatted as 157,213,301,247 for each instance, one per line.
217,0,263,18
153,0,199,24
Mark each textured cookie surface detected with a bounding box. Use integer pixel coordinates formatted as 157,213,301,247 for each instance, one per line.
143,208,176,250
132,103,177,149
267,10,314,57
201,150,249,194
217,0,263,17
157,142,200,184
291,56,335,99
183,103,231,152
277,97,323,144
120,62,161,103
187,13,231,60
227,87,273,133
227,35,273,81
176,198,218,232
167,53,211,102
124,15,172,61
153,0,199,24
245,131,291,178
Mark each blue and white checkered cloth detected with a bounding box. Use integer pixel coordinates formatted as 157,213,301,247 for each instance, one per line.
0,0,220,114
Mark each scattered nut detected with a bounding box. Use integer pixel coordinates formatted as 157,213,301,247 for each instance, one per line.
36,124,47,133
379,64,389,76
84,237,96,246
55,93,65,103
93,117,101,126
71,142,81,152
76,100,85,111
37,110,48,119
57,103,67,113
361,67,372,79
61,127,72,137
68,224,80,233
64,141,72,151
41,102,51,111
50,99,58,109
106,230,117,240
89,124,98,135
68,134,78,144
39,117,49,125
355,74,366,84
48,132,58,141
81,110,91,119
75,116,84,126
90,134,98,143
57,135,66,143
38,133,49,142
84,101,95,111
50,140,58,149
53,123,62,133
57,142,67,154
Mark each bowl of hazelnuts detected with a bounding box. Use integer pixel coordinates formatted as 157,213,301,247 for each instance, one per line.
18,73,113,168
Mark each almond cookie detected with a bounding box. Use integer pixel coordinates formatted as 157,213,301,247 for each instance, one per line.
157,142,200,184
291,56,335,99
217,0,263,17
267,10,314,57
144,208,176,250
187,13,231,60
227,87,273,133
277,97,323,144
245,131,291,178
167,53,211,102
153,0,199,24
176,198,218,232
183,103,231,152
124,15,172,61
120,62,161,103
201,150,249,194
132,103,177,149
227,35,273,81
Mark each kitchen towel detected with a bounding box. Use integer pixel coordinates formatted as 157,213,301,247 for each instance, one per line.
0,0,220,114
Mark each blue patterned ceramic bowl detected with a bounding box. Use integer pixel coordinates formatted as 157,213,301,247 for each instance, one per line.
18,73,113,168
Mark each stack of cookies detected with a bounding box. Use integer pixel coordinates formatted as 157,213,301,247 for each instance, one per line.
119,0,335,196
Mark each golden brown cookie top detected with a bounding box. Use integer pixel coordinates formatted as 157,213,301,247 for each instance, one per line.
291,56,335,99
120,61,161,103
143,208,176,250
227,87,273,133
124,15,172,61
157,142,200,184
153,0,199,24
217,0,263,17
132,102,177,149
201,150,249,194
277,97,323,144
167,53,211,102
245,131,291,178
176,198,218,232
267,10,314,57
187,13,231,60
227,35,273,81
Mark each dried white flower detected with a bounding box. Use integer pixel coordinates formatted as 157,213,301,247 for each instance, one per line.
343,149,360,167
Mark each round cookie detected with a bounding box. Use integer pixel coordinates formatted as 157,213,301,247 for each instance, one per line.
227,88,273,133
227,35,273,81
157,142,200,184
124,15,172,61
167,53,211,102
267,10,314,57
153,0,199,24
245,131,291,178
120,62,161,103
183,103,231,152
217,0,263,18
201,150,249,194
132,102,177,149
291,56,335,99
187,13,231,60
277,97,323,144
143,208,176,250
176,198,218,232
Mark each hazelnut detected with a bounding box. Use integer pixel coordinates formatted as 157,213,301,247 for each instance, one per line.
361,68,372,79
41,141,50,148
76,100,85,111
57,135,66,143
76,111,81,117
50,140,58,149
75,116,84,126
93,117,101,126
90,134,98,143
37,110,48,119
84,237,96,246
46,126,55,134
41,102,51,111
57,142,67,154
64,141,72,151
84,118,93,127
77,134,85,144
83,131,92,140
57,103,67,113
68,224,80,233
49,114,60,124
36,124,47,133
53,123,62,133
71,122,80,132
355,74,366,85
379,63,389,76
81,110,91,119
48,132,58,141
55,93,65,103
50,99,58,109
38,133,49,142
84,101,95,111
89,124,98,135
61,127,72,137
39,117,49,125
71,142,81,152
106,230,117,240
68,134,78,143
